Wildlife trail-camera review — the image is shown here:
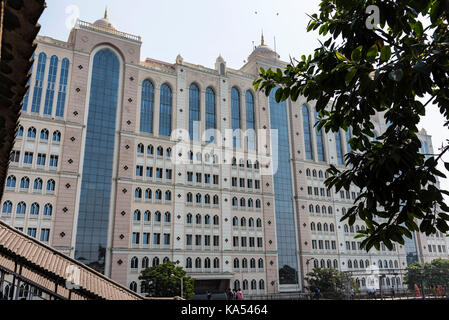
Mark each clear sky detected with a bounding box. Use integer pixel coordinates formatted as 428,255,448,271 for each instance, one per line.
38,0,449,195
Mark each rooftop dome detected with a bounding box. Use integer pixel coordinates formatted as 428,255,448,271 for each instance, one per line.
93,8,116,30
249,32,280,60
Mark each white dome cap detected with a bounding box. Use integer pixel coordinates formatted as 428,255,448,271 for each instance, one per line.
93,8,116,30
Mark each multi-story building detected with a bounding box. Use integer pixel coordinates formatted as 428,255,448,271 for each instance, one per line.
1,12,447,296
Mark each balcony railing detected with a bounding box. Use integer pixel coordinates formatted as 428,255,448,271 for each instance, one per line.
76,19,141,42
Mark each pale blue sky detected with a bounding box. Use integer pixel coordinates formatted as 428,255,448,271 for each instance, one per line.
38,0,449,194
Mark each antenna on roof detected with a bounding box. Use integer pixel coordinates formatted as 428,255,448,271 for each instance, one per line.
274,36,277,53
104,6,108,19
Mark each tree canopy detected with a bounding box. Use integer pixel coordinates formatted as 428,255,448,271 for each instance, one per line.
255,0,449,251
305,267,359,299
139,261,195,299
404,259,449,290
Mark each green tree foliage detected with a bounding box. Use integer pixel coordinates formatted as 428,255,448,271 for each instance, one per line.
405,259,449,290
305,268,359,299
255,0,449,251
139,261,195,299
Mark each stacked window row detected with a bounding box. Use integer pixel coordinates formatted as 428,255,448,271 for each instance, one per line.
231,197,262,210
134,188,172,202
186,193,220,206
137,144,171,159
232,236,264,249
233,279,265,292
16,227,51,242
2,201,53,217
186,172,219,185
131,232,171,246
233,258,264,270
185,234,220,247
133,210,171,223
232,217,263,229
6,176,56,193
135,166,172,180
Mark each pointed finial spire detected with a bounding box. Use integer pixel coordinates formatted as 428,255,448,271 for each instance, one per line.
104,6,108,19
261,29,265,46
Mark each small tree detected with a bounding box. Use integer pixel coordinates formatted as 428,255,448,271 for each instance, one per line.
305,268,358,299
139,261,195,299
405,259,449,291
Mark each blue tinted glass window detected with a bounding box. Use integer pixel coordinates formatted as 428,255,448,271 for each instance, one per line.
140,80,155,133
270,89,299,285
302,105,313,160
159,84,172,136
43,55,58,115
31,53,47,113
346,128,352,152
205,87,216,142
189,84,200,141
335,131,345,165
56,58,70,117
75,48,120,274
246,91,256,151
314,109,326,161
231,87,241,148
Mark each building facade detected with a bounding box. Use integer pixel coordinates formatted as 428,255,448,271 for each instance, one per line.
1,14,447,296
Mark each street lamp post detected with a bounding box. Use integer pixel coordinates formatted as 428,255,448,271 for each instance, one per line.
171,274,183,299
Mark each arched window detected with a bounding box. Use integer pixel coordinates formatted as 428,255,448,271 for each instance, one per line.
233,217,239,227
147,145,154,155
248,218,254,228
333,260,338,269
241,217,247,227
256,199,261,209
195,258,202,269
196,193,202,203
205,194,211,204
328,207,333,215
157,146,163,157
323,223,328,232
133,210,141,221
20,177,30,189
246,91,256,150
155,190,162,200
154,211,161,222
186,213,193,224
354,260,359,269
365,260,370,268
306,168,311,176
320,259,325,268
189,83,200,141
234,258,240,269
256,219,262,228
186,257,192,269
52,131,61,142
302,105,313,160
348,260,353,269
316,205,320,214
30,203,39,216
330,224,335,232
214,258,220,269
335,130,345,165
394,260,399,269
242,258,248,269
327,260,332,269
251,280,257,290
56,58,70,117
240,198,246,207
44,55,59,115
250,258,256,269
33,178,43,191
6,176,16,188
196,214,202,225
16,125,24,137
378,260,383,269
187,193,193,203
16,202,26,215
313,170,317,177
27,127,37,138
142,257,149,269
137,143,145,154
40,129,49,140
204,215,211,225
232,197,238,207
234,280,240,291
322,206,327,214
205,87,216,142
344,225,349,233
309,205,314,213
231,87,241,148
43,204,53,216
2,201,12,214
145,189,152,200
360,260,364,269
213,215,219,225
165,191,172,201
259,280,265,290
152,257,160,267
258,259,264,269
135,188,142,199
318,170,323,178
389,260,393,269
213,195,219,205
159,84,172,136
248,199,254,208
204,258,211,269
130,282,137,292
317,223,322,231
310,222,316,231
314,260,319,268
140,80,155,133
46,180,56,191
31,52,47,113
144,211,151,222
131,257,139,269
166,148,172,159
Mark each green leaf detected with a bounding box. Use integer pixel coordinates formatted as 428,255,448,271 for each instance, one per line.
336,51,350,62
351,46,363,62
366,44,378,63
345,68,357,85
380,45,392,63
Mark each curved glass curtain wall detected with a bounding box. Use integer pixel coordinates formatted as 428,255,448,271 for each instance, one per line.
75,48,120,274
246,91,256,151
31,52,47,113
56,58,70,117
189,84,200,141
302,105,313,160
270,89,299,285
231,87,241,148
43,55,59,116
159,84,172,137
205,87,216,143
140,80,155,133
